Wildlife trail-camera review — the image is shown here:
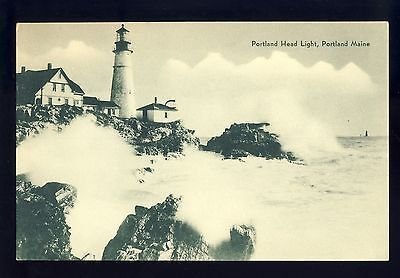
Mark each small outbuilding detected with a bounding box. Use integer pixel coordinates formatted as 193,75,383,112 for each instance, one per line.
136,97,179,123
83,96,120,117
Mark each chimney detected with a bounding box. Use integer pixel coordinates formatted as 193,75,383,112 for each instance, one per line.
154,97,157,104
47,63,52,70
21,66,26,73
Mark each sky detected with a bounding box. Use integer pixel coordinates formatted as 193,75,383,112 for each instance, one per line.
17,22,388,137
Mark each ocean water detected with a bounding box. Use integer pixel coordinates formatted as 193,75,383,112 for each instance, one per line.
16,118,388,260
117,136,389,260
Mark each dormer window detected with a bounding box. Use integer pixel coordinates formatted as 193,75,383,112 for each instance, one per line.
52,83,56,91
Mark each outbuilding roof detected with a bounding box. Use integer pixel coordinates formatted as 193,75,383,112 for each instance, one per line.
98,100,120,108
136,103,178,111
82,96,99,106
16,68,85,104
83,96,120,108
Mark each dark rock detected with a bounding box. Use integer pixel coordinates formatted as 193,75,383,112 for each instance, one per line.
16,105,33,121
102,194,204,261
229,224,256,259
16,120,48,146
170,221,210,260
16,178,76,260
133,120,199,156
102,195,256,261
16,173,30,183
210,224,256,260
39,182,77,214
116,245,142,260
134,205,148,217
205,122,297,161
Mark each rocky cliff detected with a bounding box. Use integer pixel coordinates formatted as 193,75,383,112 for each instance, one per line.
16,175,77,260
103,195,256,261
16,176,256,261
16,104,199,155
204,123,297,161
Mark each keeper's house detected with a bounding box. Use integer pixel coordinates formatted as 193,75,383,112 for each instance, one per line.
16,63,85,106
16,63,120,117
136,97,179,123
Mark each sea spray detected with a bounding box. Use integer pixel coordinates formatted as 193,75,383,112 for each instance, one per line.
16,115,140,258
257,90,345,162
132,147,305,245
132,142,388,259
16,119,388,259
161,51,382,141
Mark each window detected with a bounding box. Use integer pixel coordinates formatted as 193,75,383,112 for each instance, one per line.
111,109,115,115
52,83,56,91
59,71,62,78
164,112,168,118
61,84,65,92
65,98,68,105
48,97,53,105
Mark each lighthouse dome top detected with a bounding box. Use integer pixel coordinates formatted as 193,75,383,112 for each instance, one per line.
116,24,130,34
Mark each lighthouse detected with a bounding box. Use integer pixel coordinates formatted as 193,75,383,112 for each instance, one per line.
110,24,136,118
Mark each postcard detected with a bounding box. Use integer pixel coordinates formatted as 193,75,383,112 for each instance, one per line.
15,22,388,261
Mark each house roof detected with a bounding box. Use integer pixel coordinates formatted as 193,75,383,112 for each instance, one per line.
83,96,99,106
16,68,85,104
65,76,85,95
98,100,120,108
83,96,120,108
16,69,58,104
136,103,178,111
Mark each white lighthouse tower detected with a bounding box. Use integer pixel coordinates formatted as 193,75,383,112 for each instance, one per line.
110,24,136,118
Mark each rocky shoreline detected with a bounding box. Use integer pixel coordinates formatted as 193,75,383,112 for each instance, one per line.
17,105,296,162
16,104,199,156
103,195,256,261
15,106,299,260
16,175,77,260
204,123,297,161
16,175,256,261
